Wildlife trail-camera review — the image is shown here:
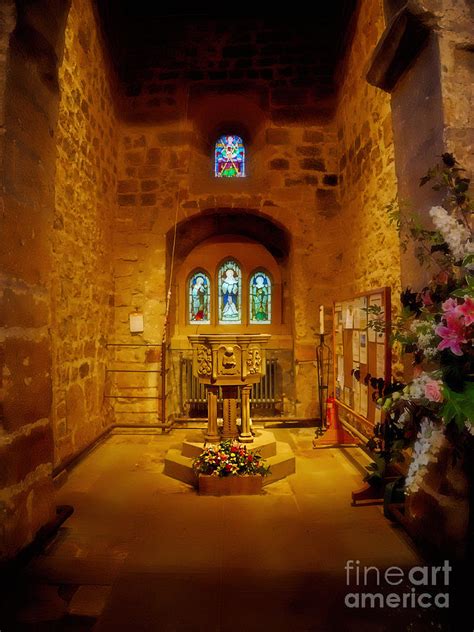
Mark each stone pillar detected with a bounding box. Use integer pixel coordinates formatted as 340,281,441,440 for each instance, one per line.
204,386,220,443
239,385,253,443
221,386,239,440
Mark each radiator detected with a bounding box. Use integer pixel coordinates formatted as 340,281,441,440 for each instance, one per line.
181,357,279,417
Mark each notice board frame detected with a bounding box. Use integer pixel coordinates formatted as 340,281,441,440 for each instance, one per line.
333,287,391,439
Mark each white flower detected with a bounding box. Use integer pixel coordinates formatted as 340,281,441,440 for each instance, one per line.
465,420,474,436
405,418,445,495
404,373,430,400
395,408,410,429
429,205,472,260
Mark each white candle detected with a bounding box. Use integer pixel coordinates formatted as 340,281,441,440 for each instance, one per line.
319,305,325,335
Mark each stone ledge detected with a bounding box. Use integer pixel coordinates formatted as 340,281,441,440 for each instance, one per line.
180,429,278,459
366,7,430,92
163,430,296,490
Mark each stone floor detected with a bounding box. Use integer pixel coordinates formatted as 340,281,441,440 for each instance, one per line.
0,428,458,631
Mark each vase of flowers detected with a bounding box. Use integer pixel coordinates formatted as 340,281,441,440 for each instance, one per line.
192,439,271,496
366,153,474,558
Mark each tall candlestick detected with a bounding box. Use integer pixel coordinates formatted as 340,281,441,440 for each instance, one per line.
319,305,325,335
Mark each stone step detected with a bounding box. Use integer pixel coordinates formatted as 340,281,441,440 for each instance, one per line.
180,429,278,459
264,441,296,485
163,432,296,489
163,449,196,486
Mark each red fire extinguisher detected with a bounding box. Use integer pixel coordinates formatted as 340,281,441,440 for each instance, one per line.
326,395,337,428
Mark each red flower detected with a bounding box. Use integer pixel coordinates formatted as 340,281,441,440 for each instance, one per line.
421,290,433,306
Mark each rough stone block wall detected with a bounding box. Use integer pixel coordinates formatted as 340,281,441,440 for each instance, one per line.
432,1,474,177
52,0,118,466
335,0,402,302
384,1,473,295
111,117,342,421
120,18,341,124
107,4,408,422
0,0,70,559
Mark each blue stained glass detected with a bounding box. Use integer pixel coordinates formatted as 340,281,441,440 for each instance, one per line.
215,135,245,178
189,272,210,324
218,260,241,324
250,272,271,324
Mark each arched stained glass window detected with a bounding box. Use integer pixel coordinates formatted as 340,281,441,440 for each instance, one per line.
218,260,241,324
189,271,211,324
249,271,271,324
215,135,245,178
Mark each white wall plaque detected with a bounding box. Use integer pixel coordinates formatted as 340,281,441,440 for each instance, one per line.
129,311,144,334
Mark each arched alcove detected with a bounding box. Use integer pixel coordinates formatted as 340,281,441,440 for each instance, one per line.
166,214,294,421
172,235,288,336
166,208,291,272
166,209,291,339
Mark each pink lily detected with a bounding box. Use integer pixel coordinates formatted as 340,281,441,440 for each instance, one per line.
457,296,474,326
435,313,467,356
441,298,458,314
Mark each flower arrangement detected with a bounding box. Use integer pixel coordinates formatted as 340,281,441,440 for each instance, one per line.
366,153,474,495
193,439,271,478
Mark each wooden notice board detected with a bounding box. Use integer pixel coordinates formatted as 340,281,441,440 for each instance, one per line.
333,287,391,439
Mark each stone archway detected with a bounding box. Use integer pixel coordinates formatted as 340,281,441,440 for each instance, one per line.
165,208,292,338
166,208,291,269
164,209,296,420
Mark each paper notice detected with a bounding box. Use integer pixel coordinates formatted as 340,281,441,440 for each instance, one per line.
359,296,368,329
344,303,354,329
353,380,361,413
376,343,385,378
360,331,367,364
360,384,368,417
344,386,352,407
368,293,383,343
353,305,361,330
337,355,344,389
352,330,360,362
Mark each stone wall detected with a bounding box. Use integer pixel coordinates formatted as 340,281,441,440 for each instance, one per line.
52,0,118,466
422,0,474,176
108,2,407,422
378,0,474,562
335,0,402,303
119,17,345,125
111,114,343,421
0,0,70,559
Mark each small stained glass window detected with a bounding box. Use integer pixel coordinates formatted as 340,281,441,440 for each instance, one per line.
189,272,210,324
215,135,245,178
249,272,271,324
218,260,241,324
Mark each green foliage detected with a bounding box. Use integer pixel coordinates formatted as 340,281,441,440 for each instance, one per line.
363,454,387,483
451,274,474,299
365,154,474,492
365,304,386,334
420,153,473,216
441,383,474,431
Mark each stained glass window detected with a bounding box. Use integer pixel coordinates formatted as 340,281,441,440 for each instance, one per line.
250,271,271,324
215,135,245,178
189,272,210,324
218,260,241,324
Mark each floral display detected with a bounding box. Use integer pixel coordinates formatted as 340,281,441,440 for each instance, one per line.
367,154,474,495
193,439,270,478
404,419,446,493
